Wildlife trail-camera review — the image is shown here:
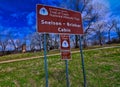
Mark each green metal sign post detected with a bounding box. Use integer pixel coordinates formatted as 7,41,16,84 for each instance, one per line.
65,60,70,87
79,35,87,87
44,34,49,87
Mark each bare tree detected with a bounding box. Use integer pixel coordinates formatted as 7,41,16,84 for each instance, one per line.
60,0,109,48
53,34,59,49
0,35,9,55
29,32,54,52
82,0,109,47
9,33,26,52
41,33,52,51
9,38,22,52
92,21,107,46
114,18,120,40
29,32,42,51
107,19,115,43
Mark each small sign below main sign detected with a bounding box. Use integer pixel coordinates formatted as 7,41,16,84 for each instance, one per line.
37,4,83,34
60,34,70,50
61,50,71,60
60,34,71,60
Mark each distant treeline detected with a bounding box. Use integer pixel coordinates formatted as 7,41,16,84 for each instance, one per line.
106,38,120,44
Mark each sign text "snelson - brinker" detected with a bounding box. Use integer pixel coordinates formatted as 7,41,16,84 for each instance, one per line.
41,20,81,28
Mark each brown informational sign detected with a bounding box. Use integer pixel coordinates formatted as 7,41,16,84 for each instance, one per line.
60,34,71,60
60,34,70,50
37,4,83,34
61,51,71,60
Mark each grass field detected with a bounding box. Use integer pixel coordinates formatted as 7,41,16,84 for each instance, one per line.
0,47,120,87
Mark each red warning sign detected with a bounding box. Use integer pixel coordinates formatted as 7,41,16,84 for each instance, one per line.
60,34,71,60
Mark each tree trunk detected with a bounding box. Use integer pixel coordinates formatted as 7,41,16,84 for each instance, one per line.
83,35,87,48
108,30,111,42
118,30,120,40
75,35,79,48
99,36,103,46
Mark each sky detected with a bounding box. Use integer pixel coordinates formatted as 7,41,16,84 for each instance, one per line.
0,0,120,39
108,0,120,15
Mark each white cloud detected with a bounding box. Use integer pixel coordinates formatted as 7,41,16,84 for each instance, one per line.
0,24,35,40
